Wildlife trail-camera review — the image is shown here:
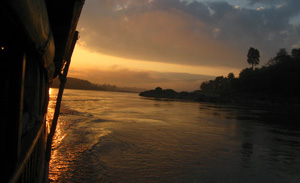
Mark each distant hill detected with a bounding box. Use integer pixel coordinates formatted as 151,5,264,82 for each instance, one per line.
51,77,144,93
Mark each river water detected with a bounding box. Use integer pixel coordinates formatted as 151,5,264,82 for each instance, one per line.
48,88,300,183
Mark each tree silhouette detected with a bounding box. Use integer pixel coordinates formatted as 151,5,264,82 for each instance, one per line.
227,73,235,80
291,48,300,61
291,48,300,59
247,47,260,69
268,48,291,65
275,48,290,62
155,87,163,92
199,47,300,98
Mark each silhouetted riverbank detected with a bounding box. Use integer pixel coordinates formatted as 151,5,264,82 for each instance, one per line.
139,87,300,107
141,48,300,108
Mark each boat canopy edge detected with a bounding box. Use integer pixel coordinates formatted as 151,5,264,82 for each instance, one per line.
3,0,55,77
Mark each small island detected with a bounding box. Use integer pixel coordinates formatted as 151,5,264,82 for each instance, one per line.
140,48,300,105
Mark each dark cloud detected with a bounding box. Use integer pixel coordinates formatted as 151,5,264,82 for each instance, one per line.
78,0,300,68
247,0,288,5
204,1,300,58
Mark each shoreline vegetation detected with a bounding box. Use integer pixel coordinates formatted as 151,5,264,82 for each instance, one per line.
139,87,300,106
140,48,300,106
51,77,144,93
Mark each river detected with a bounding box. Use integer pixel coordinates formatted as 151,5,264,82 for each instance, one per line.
48,88,300,183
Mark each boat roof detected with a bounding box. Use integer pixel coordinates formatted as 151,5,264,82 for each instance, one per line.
46,0,85,78
1,0,84,79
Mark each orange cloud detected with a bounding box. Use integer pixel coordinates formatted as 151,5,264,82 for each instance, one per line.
78,0,300,69
78,1,240,68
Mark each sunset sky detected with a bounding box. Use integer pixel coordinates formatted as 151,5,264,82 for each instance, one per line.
69,0,300,91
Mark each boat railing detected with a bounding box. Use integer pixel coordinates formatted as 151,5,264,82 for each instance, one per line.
9,117,47,183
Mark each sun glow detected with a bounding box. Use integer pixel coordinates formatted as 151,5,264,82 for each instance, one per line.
71,45,240,77
49,87,52,96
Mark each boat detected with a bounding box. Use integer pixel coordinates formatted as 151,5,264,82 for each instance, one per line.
0,0,85,182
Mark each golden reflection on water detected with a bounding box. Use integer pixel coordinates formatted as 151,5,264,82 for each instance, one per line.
46,88,55,134
47,88,112,182
47,88,69,182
